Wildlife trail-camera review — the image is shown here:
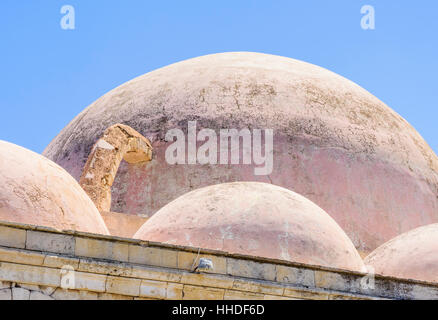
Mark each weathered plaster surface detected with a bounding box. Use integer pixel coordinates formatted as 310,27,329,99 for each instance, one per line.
365,223,438,283
135,182,365,272
43,52,438,253
100,211,148,238
0,141,108,235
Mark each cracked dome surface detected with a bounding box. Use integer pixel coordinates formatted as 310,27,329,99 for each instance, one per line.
0,141,109,234
134,182,366,272
43,52,438,254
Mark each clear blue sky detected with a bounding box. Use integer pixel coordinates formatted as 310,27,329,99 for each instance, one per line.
1,1,437,154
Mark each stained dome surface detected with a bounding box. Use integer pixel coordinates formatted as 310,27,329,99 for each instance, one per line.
365,223,438,283
43,52,438,253
0,141,109,234
135,182,365,272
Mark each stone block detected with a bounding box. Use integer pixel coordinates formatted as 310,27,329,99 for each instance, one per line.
75,237,129,262
73,271,107,292
328,293,371,300
224,290,264,300
0,262,60,287
140,279,167,299
226,258,276,281
0,288,12,300
0,226,26,249
283,287,329,300
276,265,315,287
78,258,133,277
264,294,298,300
43,254,79,269
129,245,178,268
12,287,30,300
97,293,134,300
314,270,355,292
106,276,141,296
51,288,98,300
167,283,184,300
401,283,438,300
130,266,183,283
232,279,284,296
0,246,44,266
26,231,75,255
180,272,234,289
182,285,224,300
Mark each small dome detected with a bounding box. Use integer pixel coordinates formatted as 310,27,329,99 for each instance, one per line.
0,141,109,234
364,224,438,283
134,182,365,272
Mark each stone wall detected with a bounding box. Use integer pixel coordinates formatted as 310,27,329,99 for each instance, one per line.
0,221,437,300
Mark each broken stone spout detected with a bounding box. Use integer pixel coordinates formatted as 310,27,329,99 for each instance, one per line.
79,124,152,212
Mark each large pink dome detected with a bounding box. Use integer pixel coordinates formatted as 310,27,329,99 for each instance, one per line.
43,52,438,254
134,182,365,272
0,141,109,234
364,224,438,283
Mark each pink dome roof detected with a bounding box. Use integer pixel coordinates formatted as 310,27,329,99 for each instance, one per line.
0,141,109,234
364,224,438,283
134,182,365,272
43,52,438,254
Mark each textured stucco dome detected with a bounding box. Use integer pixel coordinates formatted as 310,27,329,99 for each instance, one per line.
0,141,109,234
364,224,438,283
43,52,438,254
134,182,365,272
